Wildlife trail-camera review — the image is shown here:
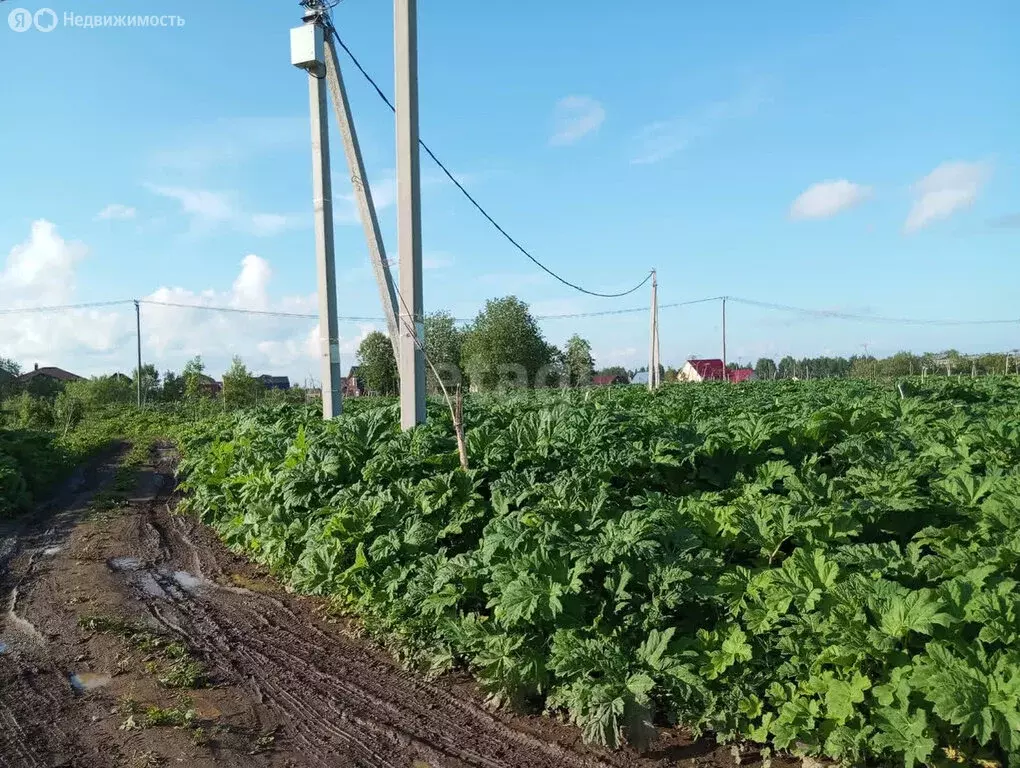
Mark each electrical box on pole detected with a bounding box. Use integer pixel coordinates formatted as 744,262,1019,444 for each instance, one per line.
292,19,343,418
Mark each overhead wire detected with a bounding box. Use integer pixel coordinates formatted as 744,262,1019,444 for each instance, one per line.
320,12,651,299
0,299,134,315
726,297,1020,326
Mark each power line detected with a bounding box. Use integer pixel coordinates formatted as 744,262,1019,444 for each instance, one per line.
3,295,1016,327
727,297,1020,326
0,300,134,315
138,300,381,322
323,18,651,299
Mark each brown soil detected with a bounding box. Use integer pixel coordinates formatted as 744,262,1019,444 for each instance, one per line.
0,444,794,768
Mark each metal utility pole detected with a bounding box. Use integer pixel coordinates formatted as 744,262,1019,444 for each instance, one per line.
395,0,426,428
721,297,728,382
134,300,142,407
292,15,343,418
648,270,659,390
323,36,401,362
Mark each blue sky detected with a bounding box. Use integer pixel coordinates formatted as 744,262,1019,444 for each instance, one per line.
1,0,1017,380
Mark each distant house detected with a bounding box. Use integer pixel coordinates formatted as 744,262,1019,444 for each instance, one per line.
728,368,756,383
679,359,726,382
110,372,132,383
593,374,627,386
343,366,364,397
258,374,290,391
197,374,222,396
18,363,83,385
630,371,649,386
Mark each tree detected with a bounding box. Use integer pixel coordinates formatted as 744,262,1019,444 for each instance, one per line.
755,358,777,380
0,357,21,401
423,311,464,393
598,366,629,380
460,297,553,391
564,335,595,387
161,371,185,402
222,356,263,408
777,356,797,379
357,331,398,395
663,366,678,383
183,356,206,400
133,363,160,403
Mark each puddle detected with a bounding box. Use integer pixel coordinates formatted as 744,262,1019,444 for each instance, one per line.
108,556,142,571
69,672,112,691
41,545,62,556
0,640,8,654
173,570,206,591
136,573,164,598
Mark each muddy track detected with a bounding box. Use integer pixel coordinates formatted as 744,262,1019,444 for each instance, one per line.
1,445,782,768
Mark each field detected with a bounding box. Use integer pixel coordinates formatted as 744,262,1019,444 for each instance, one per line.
170,378,1020,766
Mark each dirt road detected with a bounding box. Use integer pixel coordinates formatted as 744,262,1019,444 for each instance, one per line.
0,445,776,768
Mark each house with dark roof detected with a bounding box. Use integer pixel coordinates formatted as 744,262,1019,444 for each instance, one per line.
592,374,627,386
197,374,222,396
18,363,83,384
258,374,291,391
343,366,363,397
728,367,756,383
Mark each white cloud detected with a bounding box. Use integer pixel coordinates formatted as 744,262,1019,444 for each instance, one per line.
0,221,367,380
335,175,398,225
630,83,768,165
146,185,237,223
0,221,128,368
904,161,990,233
423,252,454,270
146,184,306,237
95,203,137,221
249,213,305,237
149,116,306,174
789,180,871,220
549,96,606,146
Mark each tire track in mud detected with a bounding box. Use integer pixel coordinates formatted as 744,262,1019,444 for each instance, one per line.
123,492,617,768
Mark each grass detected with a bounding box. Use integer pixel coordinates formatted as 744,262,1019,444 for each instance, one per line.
85,439,156,520
78,613,208,689
117,697,198,731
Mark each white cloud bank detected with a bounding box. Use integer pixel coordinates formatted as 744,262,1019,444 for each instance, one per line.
789,180,871,220
549,96,606,146
904,161,989,233
0,220,376,381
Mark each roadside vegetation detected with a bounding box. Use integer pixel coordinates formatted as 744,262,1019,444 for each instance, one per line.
3,332,1020,765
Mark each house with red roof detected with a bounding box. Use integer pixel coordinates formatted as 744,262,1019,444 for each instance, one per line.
728,367,756,383
679,358,725,382
678,359,755,383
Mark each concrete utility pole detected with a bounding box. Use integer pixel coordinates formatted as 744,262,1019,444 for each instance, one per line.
648,270,659,390
292,16,343,418
395,0,426,428
323,37,401,363
134,300,142,407
721,297,728,382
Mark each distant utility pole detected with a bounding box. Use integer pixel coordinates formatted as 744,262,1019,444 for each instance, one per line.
648,270,659,390
292,12,343,418
395,0,426,428
134,300,142,407
721,297,728,382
